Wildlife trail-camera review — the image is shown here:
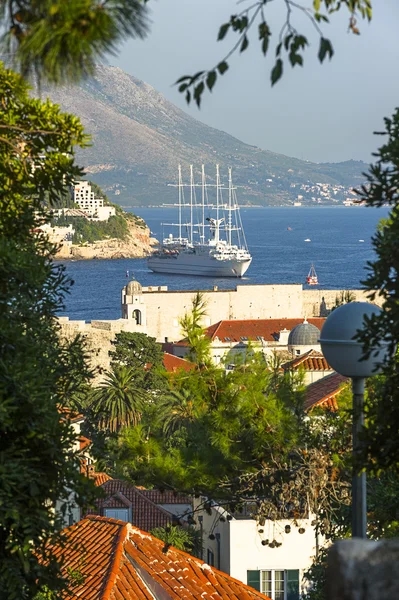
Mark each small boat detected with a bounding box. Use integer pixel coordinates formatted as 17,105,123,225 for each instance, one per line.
287,227,292,231
304,238,311,242
306,264,318,285
359,239,364,243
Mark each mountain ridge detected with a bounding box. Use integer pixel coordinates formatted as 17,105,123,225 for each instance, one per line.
43,65,366,206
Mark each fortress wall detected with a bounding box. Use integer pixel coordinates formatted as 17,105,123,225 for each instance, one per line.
58,318,138,382
142,284,304,342
302,289,379,318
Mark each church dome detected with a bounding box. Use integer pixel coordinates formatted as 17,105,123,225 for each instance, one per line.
126,279,142,295
288,320,320,346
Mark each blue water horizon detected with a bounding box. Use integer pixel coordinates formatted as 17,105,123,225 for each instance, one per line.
58,206,390,321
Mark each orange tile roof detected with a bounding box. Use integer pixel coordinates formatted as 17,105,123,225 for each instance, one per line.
88,479,192,532
92,472,113,486
163,352,196,373
79,435,92,451
282,350,332,372
177,318,325,345
304,372,350,411
53,516,271,599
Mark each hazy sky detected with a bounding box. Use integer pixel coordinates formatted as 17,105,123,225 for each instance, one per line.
113,0,399,164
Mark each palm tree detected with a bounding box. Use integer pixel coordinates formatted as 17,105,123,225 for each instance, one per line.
91,366,144,433
158,388,204,436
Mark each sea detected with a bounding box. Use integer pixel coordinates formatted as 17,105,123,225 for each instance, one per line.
58,206,390,322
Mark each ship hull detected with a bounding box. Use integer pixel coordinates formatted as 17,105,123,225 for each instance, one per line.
147,253,252,277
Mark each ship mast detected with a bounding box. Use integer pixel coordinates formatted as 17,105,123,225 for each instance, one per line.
190,164,194,245
215,164,220,244
178,164,182,241
228,167,233,246
201,164,205,244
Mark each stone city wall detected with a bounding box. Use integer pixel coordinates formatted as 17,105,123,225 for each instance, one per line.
140,284,305,342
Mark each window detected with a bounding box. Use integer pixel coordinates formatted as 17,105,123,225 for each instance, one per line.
247,570,299,600
104,508,129,522
207,548,215,567
262,570,284,600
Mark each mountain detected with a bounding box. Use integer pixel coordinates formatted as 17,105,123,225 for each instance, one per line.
43,66,367,206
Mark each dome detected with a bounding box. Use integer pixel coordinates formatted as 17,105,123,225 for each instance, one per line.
288,320,320,346
126,279,142,295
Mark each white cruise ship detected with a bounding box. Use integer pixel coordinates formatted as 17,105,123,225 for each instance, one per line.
147,165,252,278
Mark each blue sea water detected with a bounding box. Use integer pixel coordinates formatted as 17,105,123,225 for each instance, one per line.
58,206,390,321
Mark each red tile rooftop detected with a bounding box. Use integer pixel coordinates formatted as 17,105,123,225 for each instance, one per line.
304,372,350,411
92,472,113,487
88,479,192,533
53,516,271,599
163,352,196,373
176,318,325,345
282,350,332,372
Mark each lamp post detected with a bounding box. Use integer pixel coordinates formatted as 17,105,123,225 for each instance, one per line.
319,302,390,539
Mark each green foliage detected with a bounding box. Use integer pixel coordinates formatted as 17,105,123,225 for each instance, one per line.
150,525,203,557
331,290,356,310
1,0,149,84
0,62,97,598
354,109,399,472
179,292,212,365
302,547,329,600
91,366,145,433
109,331,167,392
115,351,301,496
177,0,372,105
56,213,130,243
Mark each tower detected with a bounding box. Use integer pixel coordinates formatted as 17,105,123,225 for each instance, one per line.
121,278,146,329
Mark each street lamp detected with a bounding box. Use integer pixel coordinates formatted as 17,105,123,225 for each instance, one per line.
319,302,390,539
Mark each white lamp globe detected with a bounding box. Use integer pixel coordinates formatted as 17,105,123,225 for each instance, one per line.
319,302,390,377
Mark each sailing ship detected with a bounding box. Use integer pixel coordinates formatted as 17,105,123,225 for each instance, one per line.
147,165,252,277
306,264,318,285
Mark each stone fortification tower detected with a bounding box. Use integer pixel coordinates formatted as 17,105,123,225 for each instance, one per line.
121,278,146,330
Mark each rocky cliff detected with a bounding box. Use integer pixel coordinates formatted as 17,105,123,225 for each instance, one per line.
55,220,156,260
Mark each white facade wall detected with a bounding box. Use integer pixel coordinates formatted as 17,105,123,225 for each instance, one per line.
229,519,318,594
121,282,375,344
195,499,319,597
92,206,116,221
73,181,115,220
123,283,305,343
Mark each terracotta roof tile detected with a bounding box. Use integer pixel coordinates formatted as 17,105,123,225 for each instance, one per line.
80,435,92,451
163,352,196,373
177,318,325,345
52,516,270,599
304,372,350,411
92,472,113,486
282,350,332,372
88,479,192,532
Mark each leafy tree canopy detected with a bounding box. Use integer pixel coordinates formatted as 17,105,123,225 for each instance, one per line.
1,0,149,84
1,0,372,102
176,0,372,106
109,331,167,392
0,63,97,598
150,525,203,557
355,111,399,473
115,351,302,496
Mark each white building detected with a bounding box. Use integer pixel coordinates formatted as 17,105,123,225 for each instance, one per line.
72,181,116,221
196,498,320,599
171,318,325,365
121,278,371,344
38,222,74,243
